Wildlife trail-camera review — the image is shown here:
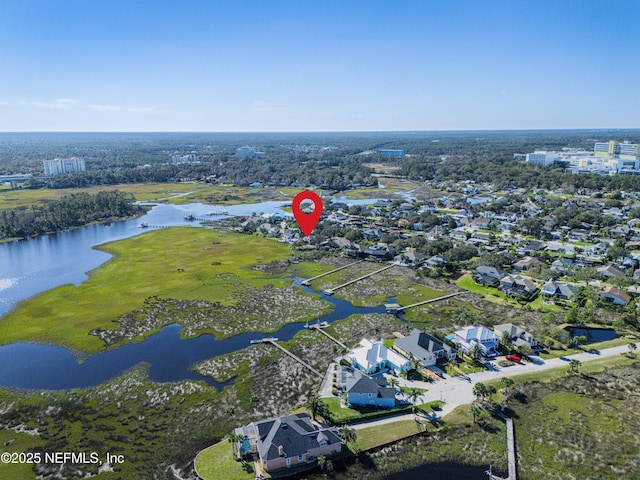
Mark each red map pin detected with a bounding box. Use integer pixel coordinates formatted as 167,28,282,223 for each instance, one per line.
292,190,323,237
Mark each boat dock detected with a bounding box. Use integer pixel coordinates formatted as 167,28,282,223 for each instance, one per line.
390,292,464,312
324,264,395,295
301,260,364,286
252,338,323,379
493,410,518,480
307,324,347,349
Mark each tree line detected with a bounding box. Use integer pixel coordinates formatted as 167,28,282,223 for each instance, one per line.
0,191,145,239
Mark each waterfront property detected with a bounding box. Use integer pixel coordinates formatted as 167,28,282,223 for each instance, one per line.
394,328,457,367
493,323,538,350
350,338,412,374
499,274,537,299
541,280,580,300
454,325,499,358
339,366,397,408
235,413,342,475
601,286,632,306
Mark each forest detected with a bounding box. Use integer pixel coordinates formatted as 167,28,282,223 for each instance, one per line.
0,190,145,239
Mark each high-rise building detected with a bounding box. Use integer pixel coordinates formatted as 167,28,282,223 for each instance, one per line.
525,151,558,166
43,158,86,176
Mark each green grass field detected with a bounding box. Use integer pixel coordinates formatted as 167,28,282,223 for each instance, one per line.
0,227,307,352
0,430,45,480
194,440,255,480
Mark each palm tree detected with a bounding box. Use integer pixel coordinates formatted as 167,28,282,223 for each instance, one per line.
568,359,582,375
388,377,399,389
473,382,488,403
317,454,333,472
338,425,357,444
228,432,244,457
500,330,513,350
410,355,422,373
469,343,483,363
406,387,423,413
225,406,235,416
501,377,515,398
628,342,637,357
305,394,325,422
470,404,482,423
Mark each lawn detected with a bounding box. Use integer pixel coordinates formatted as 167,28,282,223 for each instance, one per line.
352,419,425,451
0,227,327,353
322,397,412,424
194,440,255,480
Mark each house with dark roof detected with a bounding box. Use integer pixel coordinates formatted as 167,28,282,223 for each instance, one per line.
472,266,504,286
493,323,538,349
541,281,580,300
339,367,397,408
394,329,457,367
235,413,342,474
499,274,538,299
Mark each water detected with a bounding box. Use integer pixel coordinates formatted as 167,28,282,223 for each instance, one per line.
384,462,506,479
0,281,383,390
565,326,619,344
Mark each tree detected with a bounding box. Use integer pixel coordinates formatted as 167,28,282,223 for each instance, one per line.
628,342,638,357
500,330,513,350
388,377,399,389
317,454,334,473
410,355,422,373
228,432,244,457
501,377,515,398
305,394,326,422
568,359,582,375
572,335,588,350
469,342,483,362
338,425,357,445
473,382,488,402
225,406,235,416
470,404,482,423
406,387,423,413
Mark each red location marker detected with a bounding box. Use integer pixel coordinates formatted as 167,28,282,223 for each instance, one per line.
292,190,323,237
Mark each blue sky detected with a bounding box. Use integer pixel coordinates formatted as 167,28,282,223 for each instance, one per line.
1,0,638,132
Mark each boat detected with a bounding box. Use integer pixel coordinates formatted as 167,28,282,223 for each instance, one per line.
184,214,196,221
139,222,149,228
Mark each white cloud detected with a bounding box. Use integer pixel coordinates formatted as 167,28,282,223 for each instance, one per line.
87,104,169,114
32,98,79,110
253,100,291,113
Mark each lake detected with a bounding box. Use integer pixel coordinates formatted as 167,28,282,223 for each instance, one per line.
564,326,619,344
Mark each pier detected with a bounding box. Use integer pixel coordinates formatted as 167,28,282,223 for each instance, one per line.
308,324,347,349
493,411,518,480
252,338,323,378
391,292,464,312
324,264,395,295
301,260,364,286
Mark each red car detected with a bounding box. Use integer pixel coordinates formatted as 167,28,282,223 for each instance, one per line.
506,355,521,363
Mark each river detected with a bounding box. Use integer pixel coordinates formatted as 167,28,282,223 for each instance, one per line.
0,200,382,390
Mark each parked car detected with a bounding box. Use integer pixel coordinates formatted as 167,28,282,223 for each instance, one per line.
526,355,544,365
506,355,521,363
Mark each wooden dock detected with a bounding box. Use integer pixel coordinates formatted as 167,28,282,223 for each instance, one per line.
324,264,395,295
394,292,463,312
301,260,364,286
256,338,324,379
308,325,347,349
494,411,517,480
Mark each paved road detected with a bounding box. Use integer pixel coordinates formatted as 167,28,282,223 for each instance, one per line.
349,341,637,427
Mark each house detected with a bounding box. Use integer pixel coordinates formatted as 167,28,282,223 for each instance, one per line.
339,367,397,409
499,274,538,299
602,286,632,306
541,281,580,300
513,256,542,272
454,325,499,358
394,329,457,367
235,413,342,474
393,250,426,266
328,237,351,249
425,255,447,266
349,339,412,374
364,244,395,260
597,264,626,278
472,266,505,286
493,323,538,349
